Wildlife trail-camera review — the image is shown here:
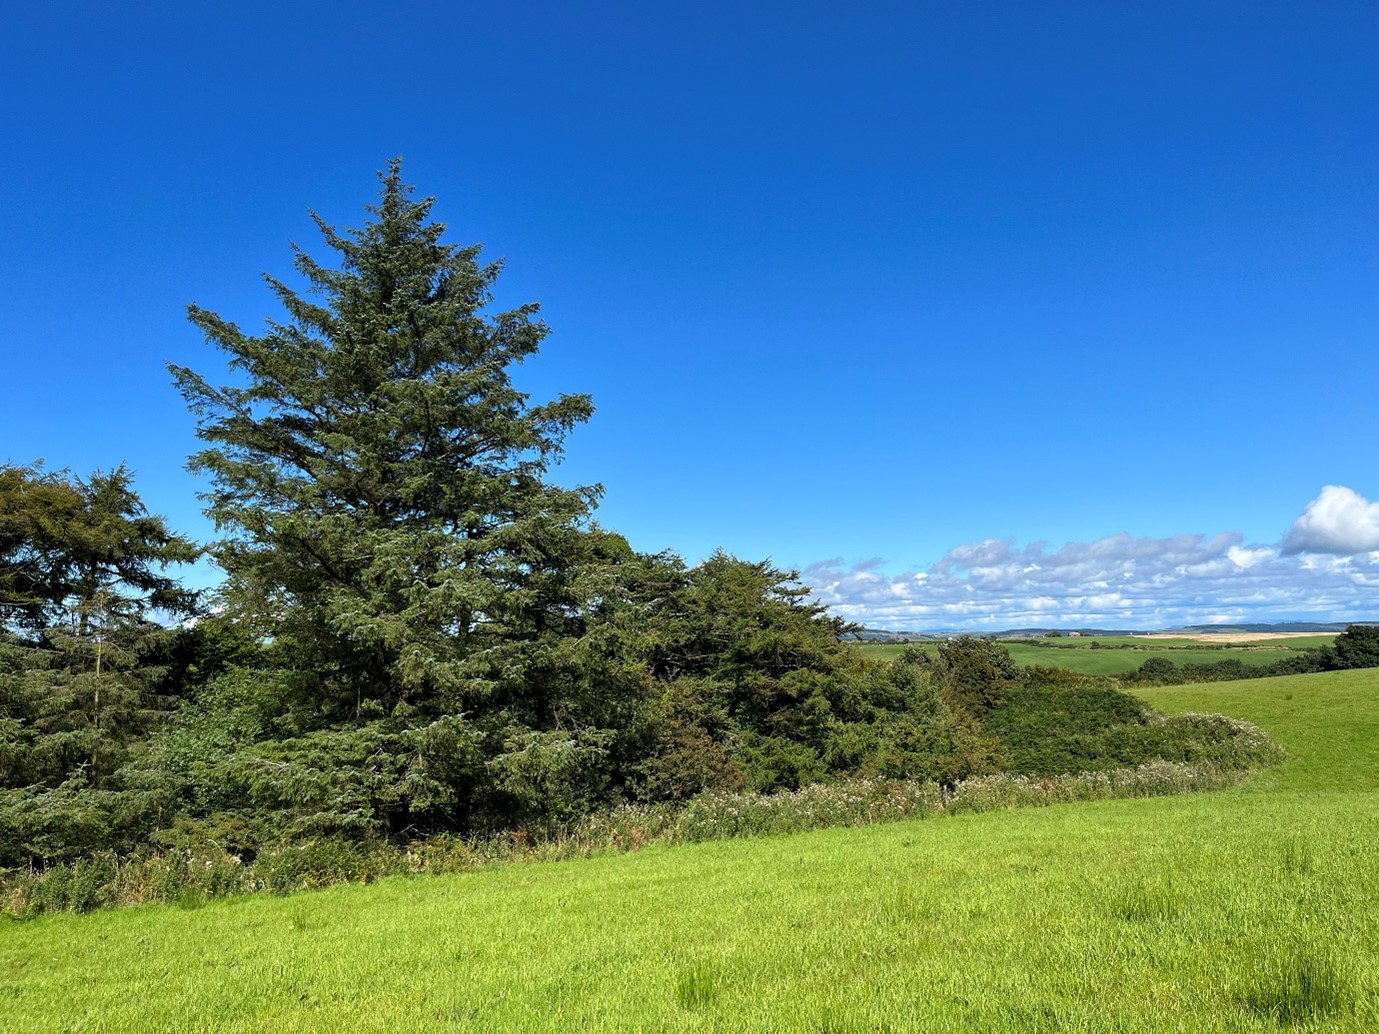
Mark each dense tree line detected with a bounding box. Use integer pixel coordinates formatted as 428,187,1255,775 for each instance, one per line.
0,165,1354,874
0,167,1002,868
0,456,1007,867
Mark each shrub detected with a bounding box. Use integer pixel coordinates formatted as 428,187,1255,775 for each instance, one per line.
924,636,1018,718
733,733,829,792
984,684,1152,775
1134,657,1179,683
1264,650,1334,676
1177,659,1253,683
1,728,1278,920
984,681,1281,777
1332,624,1379,670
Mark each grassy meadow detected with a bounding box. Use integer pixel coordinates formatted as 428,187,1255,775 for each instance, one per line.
855,635,1336,676
2,668,1377,1032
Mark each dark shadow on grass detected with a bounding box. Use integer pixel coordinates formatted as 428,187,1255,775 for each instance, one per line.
1240,946,1354,1026
675,964,719,1010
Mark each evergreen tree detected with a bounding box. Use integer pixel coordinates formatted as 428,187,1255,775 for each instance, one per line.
0,465,199,865
2,464,198,632
1332,623,1379,670
170,161,598,721
1,464,88,632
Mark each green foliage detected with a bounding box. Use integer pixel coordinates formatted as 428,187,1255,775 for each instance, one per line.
0,464,198,634
1136,656,1179,682
487,727,616,827
1333,624,1379,670
985,684,1150,775
1177,658,1253,682
145,549,1009,838
1265,648,1336,676
630,551,853,684
627,680,746,802
0,465,199,867
858,636,1345,677
552,551,1003,797
733,732,829,792
1126,641,1366,685
0,465,87,631
922,635,1018,717
170,160,598,721
987,676,1282,777
159,164,668,838
0,781,173,869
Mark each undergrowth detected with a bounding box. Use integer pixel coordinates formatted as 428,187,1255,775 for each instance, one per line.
1,714,1278,919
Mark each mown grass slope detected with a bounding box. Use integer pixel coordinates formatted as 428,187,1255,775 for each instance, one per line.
3,670,1376,1032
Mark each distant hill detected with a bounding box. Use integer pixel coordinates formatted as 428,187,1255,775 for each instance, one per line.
847,620,1375,641
845,626,1140,641
844,628,938,642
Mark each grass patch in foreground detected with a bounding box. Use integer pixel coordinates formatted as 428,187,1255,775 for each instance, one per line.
3,788,1375,1032
2,669,1376,1032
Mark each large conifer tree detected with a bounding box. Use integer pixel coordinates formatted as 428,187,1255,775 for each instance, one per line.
170,162,599,721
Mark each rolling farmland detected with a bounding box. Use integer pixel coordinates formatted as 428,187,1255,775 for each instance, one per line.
855,634,1336,676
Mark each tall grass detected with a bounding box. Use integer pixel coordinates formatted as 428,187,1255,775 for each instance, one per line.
1,728,1273,919
1240,940,1358,1025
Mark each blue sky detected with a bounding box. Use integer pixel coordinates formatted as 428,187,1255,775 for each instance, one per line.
2,2,1376,629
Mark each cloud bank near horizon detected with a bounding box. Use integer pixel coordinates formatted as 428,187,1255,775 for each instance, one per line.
804,486,1379,630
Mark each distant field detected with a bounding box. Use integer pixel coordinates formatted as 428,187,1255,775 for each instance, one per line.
854,634,1336,676
4,669,1376,1032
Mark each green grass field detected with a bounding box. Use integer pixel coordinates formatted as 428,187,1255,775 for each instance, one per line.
855,635,1335,676
3,669,1376,1032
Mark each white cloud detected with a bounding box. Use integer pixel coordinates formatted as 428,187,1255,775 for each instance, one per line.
1283,485,1379,555
801,529,1379,630
1227,545,1273,569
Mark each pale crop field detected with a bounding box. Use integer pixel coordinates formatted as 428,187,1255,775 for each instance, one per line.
2,670,1376,1032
